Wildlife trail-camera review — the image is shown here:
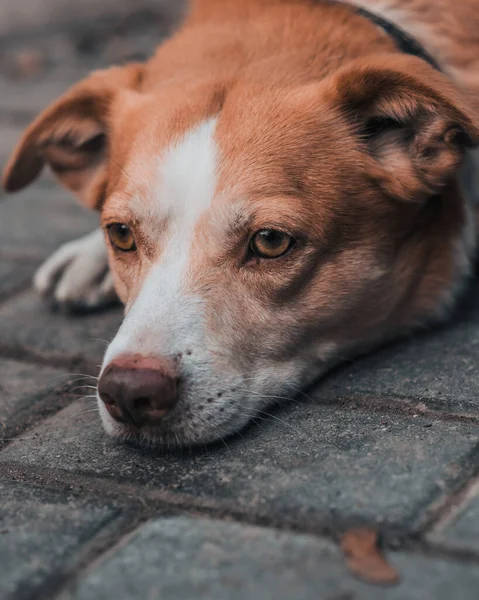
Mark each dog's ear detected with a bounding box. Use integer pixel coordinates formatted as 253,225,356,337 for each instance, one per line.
328,55,479,202
2,63,143,209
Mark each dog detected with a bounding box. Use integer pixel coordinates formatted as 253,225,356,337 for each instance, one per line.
3,0,479,447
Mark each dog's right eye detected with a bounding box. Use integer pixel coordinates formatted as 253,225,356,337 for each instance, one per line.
250,229,295,259
107,223,136,252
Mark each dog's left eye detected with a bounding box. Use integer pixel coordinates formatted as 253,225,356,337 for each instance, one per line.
250,229,295,259
107,223,136,252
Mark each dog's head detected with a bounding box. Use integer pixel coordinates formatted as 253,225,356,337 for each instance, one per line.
3,55,479,446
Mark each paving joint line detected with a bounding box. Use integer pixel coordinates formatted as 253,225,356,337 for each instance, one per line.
4,460,479,597
419,466,479,536
0,343,96,374
1,459,477,558
429,475,479,535
320,393,479,425
409,443,479,536
46,506,194,600
0,460,407,540
13,507,141,600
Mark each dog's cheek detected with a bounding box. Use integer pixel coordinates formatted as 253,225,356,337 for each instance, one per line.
108,264,130,307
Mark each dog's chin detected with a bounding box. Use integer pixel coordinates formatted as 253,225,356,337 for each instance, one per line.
97,398,251,449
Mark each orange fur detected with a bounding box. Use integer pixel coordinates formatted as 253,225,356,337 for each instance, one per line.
2,0,479,445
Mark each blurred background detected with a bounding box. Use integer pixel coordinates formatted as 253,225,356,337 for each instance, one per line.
0,0,183,37
0,0,186,274
0,0,184,179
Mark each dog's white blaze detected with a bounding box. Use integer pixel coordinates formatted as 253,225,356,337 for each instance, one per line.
103,118,219,366
158,117,219,227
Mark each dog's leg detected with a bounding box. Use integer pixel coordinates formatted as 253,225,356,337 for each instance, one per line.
34,229,117,312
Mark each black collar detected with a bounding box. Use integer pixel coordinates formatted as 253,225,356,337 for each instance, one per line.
329,1,442,72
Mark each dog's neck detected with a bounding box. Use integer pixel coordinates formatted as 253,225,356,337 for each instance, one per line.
331,0,441,71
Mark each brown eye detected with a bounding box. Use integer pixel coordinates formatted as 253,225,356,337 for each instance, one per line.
107,223,136,252
250,229,295,259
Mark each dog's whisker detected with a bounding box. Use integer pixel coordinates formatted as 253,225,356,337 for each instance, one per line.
283,383,315,404
62,377,99,388
243,411,303,435
61,372,99,381
65,407,100,421
257,409,309,435
233,388,295,404
69,385,98,393
91,338,112,346
219,437,234,454
236,378,316,405
234,400,308,436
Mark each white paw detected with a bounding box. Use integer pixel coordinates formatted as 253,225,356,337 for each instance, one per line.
34,229,117,312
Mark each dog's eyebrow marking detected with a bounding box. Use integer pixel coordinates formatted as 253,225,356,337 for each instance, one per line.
103,117,219,364
158,117,219,226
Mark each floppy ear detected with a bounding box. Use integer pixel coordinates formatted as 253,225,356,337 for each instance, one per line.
2,63,143,209
329,55,479,202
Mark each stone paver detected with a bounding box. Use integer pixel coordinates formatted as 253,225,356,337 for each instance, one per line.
1,400,477,530
317,284,479,418
0,481,120,599
0,188,98,256
0,77,78,118
0,258,38,300
0,358,66,440
69,516,479,600
0,123,29,167
0,291,122,366
1,3,479,600
428,480,479,554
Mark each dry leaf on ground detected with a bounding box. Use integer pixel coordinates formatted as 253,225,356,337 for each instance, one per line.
340,528,400,586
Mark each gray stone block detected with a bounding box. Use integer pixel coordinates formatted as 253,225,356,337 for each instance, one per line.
0,481,119,599
0,258,37,301
317,283,479,417
0,290,122,367
0,358,66,439
69,516,479,600
2,401,478,530
0,77,74,116
0,122,26,167
428,484,479,554
0,187,98,256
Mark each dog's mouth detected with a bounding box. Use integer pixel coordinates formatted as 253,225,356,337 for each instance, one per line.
97,390,259,448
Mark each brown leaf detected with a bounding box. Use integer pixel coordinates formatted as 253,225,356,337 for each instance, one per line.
340,528,400,586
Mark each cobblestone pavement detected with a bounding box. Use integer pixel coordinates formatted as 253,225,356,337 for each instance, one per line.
1,5,479,600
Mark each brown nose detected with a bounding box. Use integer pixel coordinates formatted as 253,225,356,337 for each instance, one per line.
98,354,178,428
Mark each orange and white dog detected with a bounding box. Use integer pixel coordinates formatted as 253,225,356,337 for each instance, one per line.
3,0,479,447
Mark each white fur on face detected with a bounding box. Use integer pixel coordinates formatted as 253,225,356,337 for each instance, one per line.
100,117,334,446
104,118,219,364
99,118,263,444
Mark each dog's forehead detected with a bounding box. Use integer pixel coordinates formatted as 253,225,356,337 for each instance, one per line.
105,113,260,230
104,115,219,222
102,84,347,231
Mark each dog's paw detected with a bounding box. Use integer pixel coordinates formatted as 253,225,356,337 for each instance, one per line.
34,229,118,313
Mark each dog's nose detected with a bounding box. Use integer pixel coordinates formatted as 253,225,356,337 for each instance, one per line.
98,354,178,427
